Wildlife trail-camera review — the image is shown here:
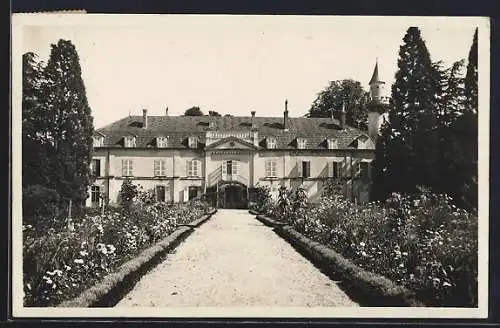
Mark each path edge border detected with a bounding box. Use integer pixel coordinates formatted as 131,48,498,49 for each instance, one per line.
252,212,425,307
57,209,218,308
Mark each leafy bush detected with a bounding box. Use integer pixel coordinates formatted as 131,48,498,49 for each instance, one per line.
267,186,478,307
22,185,63,228
23,187,212,307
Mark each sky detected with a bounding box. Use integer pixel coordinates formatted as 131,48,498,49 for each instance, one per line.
21,15,481,129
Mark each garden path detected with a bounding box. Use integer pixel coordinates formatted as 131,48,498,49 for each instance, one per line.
115,209,358,307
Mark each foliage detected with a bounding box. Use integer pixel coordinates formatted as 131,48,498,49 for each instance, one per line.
22,185,62,228
208,110,221,116
309,79,370,130
267,187,478,307
372,27,478,211
118,178,138,207
249,184,273,214
184,106,204,116
23,188,212,307
40,40,94,204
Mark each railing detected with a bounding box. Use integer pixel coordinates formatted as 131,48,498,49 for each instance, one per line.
222,173,248,186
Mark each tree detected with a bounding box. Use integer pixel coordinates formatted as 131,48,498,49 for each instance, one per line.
451,28,478,209
309,79,370,130
464,28,478,115
22,52,52,188
184,106,204,116
373,27,442,198
119,178,138,207
208,110,221,116
41,39,94,206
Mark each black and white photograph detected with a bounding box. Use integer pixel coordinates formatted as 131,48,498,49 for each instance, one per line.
11,14,489,318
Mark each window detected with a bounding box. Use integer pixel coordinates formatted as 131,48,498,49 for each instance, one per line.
155,185,166,202
301,161,311,178
188,186,199,200
188,137,198,149
122,159,134,176
91,159,101,177
90,185,100,206
297,138,307,149
360,161,371,178
124,136,136,148
93,136,104,147
157,137,168,148
328,161,342,178
327,139,338,150
154,159,166,176
266,137,277,149
265,160,277,177
187,160,200,177
222,160,238,176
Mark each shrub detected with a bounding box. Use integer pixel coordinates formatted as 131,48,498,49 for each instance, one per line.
23,190,213,307
118,178,138,207
266,186,478,307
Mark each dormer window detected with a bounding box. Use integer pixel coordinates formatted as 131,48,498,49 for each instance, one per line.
124,136,136,148
356,135,370,149
266,137,277,149
297,138,307,149
93,136,104,148
157,136,168,148
209,121,217,130
188,136,198,149
327,139,338,150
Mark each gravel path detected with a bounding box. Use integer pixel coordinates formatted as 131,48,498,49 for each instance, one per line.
116,209,358,307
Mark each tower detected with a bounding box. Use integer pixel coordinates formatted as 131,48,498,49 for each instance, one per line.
368,60,387,103
367,60,389,140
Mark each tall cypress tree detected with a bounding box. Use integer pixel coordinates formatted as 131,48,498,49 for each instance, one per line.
374,27,442,196
455,28,478,209
22,52,50,187
42,40,94,206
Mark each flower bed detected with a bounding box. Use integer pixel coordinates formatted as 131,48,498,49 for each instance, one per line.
254,184,478,307
23,199,212,307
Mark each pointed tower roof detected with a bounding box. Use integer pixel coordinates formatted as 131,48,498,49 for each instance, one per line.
369,61,380,85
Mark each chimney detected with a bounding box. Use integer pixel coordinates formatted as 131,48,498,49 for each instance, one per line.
165,107,169,116
340,102,346,129
250,111,257,129
283,99,289,131
142,109,148,128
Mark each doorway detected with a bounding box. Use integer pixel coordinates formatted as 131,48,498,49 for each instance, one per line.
219,183,247,209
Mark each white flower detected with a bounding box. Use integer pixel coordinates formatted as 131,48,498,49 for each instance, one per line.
443,281,452,287
106,244,116,254
359,242,366,247
64,265,71,271
74,259,84,264
79,250,88,257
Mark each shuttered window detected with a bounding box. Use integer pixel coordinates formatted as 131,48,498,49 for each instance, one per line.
188,137,198,149
300,161,311,178
266,137,277,149
155,185,166,202
297,138,307,149
187,160,200,177
265,160,277,177
328,160,343,178
124,136,136,148
157,137,168,148
122,159,134,176
154,159,166,176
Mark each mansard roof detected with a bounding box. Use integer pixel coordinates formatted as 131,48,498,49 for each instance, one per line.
96,115,371,150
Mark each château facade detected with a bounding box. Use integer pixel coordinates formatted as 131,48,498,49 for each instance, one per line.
86,63,389,208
